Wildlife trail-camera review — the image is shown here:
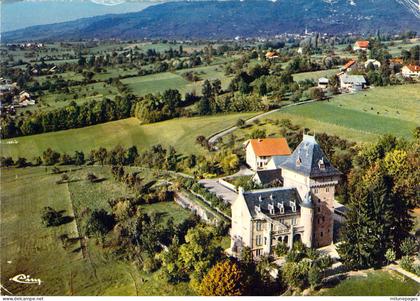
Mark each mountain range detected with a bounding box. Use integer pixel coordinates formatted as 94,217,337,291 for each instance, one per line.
3,0,420,42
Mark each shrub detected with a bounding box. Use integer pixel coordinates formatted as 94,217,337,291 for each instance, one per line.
400,237,418,256
400,256,415,273
275,242,289,257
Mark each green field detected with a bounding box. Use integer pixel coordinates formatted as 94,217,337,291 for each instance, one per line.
319,270,420,296
270,84,420,142
292,69,338,82
0,166,193,296
1,113,257,159
122,64,232,97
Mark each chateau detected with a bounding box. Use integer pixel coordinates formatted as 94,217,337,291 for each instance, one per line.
231,134,341,258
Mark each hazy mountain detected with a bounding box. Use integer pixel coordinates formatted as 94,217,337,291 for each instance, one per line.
3,0,420,42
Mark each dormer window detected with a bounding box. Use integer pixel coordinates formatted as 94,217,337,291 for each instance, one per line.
268,204,275,215
270,194,275,201
277,202,284,214
296,156,302,166
255,205,261,213
258,195,263,202
318,158,325,170
290,201,296,212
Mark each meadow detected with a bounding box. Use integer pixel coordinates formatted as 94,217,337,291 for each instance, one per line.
1,112,257,159
292,69,338,82
269,84,420,142
0,166,193,296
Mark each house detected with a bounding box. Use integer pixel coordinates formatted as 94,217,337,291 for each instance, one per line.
252,169,283,186
265,51,279,60
364,59,381,69
401,64,420,78
16,91,35,106
318,77,329,90
245,138,291,170
339,74,366,92
340,60,356,72
353,40,369,51
231,134,341,258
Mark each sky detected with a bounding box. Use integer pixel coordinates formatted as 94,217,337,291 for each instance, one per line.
1,0,154,32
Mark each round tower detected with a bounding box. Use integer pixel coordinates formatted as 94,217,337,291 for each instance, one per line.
300,192,314,248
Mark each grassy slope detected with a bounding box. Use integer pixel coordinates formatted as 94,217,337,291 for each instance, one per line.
292,69,338,82
0,166,193,296
1,112,257,159
319,270,420,296
270,84,420,142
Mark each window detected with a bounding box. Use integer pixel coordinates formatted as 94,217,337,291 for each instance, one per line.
256,249,262,256
326,187,330,192
320,231,323,237
264,237,267,245
291,218,297,226
256,235,262,246
314,188,318,193
256,221,262,231
318,218,320,225
318,207,321,213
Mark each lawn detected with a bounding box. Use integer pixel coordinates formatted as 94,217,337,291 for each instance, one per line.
0,166,194,296
1,112,257,159
269,84,420,143
319,270,420,296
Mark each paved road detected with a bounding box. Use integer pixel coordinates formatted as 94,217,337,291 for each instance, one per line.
207,100,316,144
199,179,238,204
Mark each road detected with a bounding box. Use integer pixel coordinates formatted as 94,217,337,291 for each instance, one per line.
207,99,316,144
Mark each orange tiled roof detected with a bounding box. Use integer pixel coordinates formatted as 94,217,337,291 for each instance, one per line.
405,64,420,72
390,58,403,64
265,51,278,58
355,40,369,48
249,138,291,157
343,60,356,69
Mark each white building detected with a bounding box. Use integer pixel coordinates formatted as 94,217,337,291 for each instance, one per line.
231,134,342,258
364,59,381,69
401,65,420,78
339,74,366,92
245,138,291,170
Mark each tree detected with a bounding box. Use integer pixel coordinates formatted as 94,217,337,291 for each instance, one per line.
86,172,98,183
197,97,211,115
236,118,246,128
199,259,248,296
42,148,60,165
86,209,115,237
73,151,85,166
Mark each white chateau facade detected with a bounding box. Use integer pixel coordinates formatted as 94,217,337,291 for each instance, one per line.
231,135,341,258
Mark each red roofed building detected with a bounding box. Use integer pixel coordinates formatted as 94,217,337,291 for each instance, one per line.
402,64,420,78
245,137,291,170
353,40,369,51
341,60,356,72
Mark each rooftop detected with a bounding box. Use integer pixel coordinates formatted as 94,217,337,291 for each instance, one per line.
254,169,283,185
242,187,301,218
340,74,366,84
248,138,291,157
281,134,341,178
355,40,369,48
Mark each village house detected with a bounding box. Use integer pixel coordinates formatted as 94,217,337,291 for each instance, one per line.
231,134,341,258
245,138,291,170
401,64,420,78
353,40,369,51
340,60,356,72
339,74,366,92
265,51,279,60
317,77,329,90
364,59,381,69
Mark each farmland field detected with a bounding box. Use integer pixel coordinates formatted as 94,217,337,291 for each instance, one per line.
1,112,257,159
292,69,338,82
0,166,193,296
269,84,420,142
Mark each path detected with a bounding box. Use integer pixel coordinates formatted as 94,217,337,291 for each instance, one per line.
199,179,238,204
386,264,420,284
207,100,316,144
